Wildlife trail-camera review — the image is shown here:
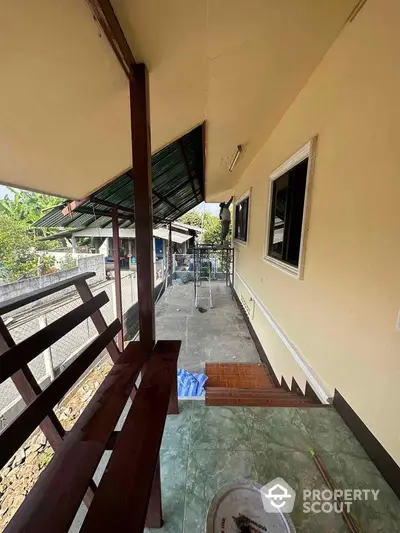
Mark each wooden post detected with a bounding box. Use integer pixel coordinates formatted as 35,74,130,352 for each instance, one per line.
168,355,179,416
38,315,55,381
112,207,124,351
130,63,155,352
168,222,173,287
74,280,121,363
145,460,163,529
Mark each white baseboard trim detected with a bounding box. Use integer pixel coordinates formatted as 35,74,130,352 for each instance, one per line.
235,271,330,404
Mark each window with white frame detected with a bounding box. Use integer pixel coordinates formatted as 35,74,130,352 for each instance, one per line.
265,139,315,278
234,191,250,243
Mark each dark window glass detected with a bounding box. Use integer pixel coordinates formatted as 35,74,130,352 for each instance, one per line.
268,159,308,267
234,197,249,242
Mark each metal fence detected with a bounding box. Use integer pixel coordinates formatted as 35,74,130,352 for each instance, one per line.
173,253,231,281
0,260,165,422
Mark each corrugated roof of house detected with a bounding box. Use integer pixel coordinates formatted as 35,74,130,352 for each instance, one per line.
35,125,204,230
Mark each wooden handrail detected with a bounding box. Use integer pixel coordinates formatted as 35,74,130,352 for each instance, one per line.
0,319,121,470
0,272,95,315
0,292,109,384
0,274,115,510
4,342,147,533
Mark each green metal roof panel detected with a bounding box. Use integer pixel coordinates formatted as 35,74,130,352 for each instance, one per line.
35,125,204,229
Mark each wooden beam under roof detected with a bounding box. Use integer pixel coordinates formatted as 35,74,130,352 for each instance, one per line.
90,196,135,214
62,198,89,216
73,206,133,222
152,190,180,215
85,0,136,80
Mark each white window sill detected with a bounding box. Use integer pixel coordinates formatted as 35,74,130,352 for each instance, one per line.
234,239,248,247
263,255,303,279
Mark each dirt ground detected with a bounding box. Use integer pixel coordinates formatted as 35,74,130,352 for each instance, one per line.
0,359,112,531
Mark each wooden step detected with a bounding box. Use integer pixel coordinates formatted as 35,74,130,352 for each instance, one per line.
206,387,289,395
205,386,323,407
205,363,275,389
206,396,317,407
204,364,325,407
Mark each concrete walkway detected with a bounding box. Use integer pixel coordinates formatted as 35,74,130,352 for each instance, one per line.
155,281,260,373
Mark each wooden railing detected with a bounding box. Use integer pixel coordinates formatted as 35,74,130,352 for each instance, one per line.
0,273,180,532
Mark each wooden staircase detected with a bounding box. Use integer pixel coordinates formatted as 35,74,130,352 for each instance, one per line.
205,363,323,407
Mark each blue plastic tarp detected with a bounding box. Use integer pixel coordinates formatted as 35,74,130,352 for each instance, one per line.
177,369,208,398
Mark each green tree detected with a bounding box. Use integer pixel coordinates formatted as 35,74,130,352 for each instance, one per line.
0,187,64,283
0,215,38,282
0,186,65,257
0,187,62,227
179,210,232,244
178,211,203,228
0,216,58,282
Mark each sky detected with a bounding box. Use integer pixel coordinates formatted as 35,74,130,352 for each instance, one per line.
193,202,220,216
0,184,11,199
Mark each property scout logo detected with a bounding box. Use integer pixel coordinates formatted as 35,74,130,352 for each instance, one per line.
260,477,380,514
260,478,296,513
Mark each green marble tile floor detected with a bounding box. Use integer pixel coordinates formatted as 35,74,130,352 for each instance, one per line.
145,401,400,533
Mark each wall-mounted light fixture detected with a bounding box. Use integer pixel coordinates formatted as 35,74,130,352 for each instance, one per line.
229,145,242,172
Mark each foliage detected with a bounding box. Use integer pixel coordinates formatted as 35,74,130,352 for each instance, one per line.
0,216,58,282
0,216,38,282
59,254,78,271
37,254,57,276
36,238,61,252
0,187,65,282
179,210,232,245
0,187,62,227
178,211,203,228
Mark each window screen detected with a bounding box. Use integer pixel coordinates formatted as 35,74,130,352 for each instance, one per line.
268,159,308,267
234,197,249,242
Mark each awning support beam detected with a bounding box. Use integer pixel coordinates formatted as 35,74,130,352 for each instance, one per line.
90,196,135,214
74,206,133,222
130,64,156,353
168,222,173,287
153,190,180,214
112,207,124,351
62,198,89,216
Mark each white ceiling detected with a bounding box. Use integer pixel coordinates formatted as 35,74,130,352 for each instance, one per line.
0,0,356,201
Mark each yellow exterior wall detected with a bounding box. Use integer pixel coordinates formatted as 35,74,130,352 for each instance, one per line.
233,0,400,464
235,275,309,392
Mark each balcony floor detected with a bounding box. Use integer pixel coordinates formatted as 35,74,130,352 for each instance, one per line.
147,401,400,533
155,281,261,374
148,282,400,533
71,281,399,532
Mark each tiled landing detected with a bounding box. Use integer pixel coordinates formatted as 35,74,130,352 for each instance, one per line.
146,402,400,533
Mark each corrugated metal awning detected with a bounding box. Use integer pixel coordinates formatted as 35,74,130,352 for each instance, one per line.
35,125,204,229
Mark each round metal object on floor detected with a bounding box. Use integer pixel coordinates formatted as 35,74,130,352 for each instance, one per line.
206,481,297,533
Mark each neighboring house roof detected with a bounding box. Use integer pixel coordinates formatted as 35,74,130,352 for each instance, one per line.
172,221,203,233
39,226,197,245
34,126,204,230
